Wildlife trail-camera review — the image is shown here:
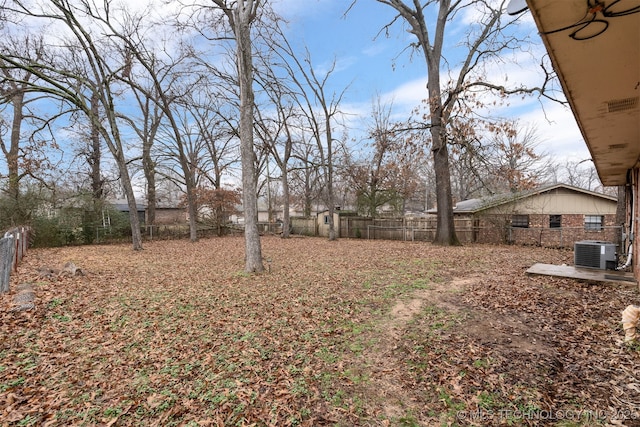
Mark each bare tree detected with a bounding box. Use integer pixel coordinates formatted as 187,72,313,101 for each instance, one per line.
182,85,239,191
560,159,601,191
0,60,32,204
371,0,557,245
449,141,486,202
0,33,60,222
115,66,165,228
344,98,424,217
0,0,145,249
447,119,552,198
484,122,552,193
211,0,264,272
86,91,104,202
270,33,349,241
289,131,322,218
253,54,299,238
98,4,204,243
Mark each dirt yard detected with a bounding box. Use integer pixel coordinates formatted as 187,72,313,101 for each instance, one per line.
1,236,639,426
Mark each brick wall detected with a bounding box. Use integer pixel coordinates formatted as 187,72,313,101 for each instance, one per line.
154,209,185,225
473,213,621,248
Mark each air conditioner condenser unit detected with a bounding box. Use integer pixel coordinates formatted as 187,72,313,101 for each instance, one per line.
574,240,617,270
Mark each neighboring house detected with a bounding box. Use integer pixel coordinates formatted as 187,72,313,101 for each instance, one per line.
279,185,618,246
111,199,147,225
153,205,186,225
256,202,316,223
429,184,619,247
231,203,284,225
522,1,638,277
257,202,277,223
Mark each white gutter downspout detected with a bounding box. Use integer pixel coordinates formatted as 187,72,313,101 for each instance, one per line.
618,172,635,270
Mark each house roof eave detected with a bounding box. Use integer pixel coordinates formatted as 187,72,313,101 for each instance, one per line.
431,183,617,215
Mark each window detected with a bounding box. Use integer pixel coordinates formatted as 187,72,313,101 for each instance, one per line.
324,215,330,224
549,215,562,228
584,215,604,231
511,214,529,228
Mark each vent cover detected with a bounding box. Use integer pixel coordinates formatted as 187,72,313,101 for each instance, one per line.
607,97,638,113
575,240,617,270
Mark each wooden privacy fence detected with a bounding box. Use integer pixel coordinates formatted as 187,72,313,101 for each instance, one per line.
361,220,622,249
293,215,623,250
338,217,475,242
1,227,30,293
290,217,317,236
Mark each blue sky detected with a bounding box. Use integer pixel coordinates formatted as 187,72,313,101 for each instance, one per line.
279,1,426,100
271,0,592,165
0,0,593,188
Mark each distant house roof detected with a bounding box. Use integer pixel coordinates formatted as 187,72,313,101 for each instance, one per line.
110,199,147,212
428,183,617,214
317,209,358,217
155,200,183,210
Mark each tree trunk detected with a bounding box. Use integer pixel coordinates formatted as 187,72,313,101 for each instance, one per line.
325,114,336,241
369,185,377,218
424,0,459,246
431,128,460,245
304,169,313,218
7,91,23,204
186,184,199,242
427,54,458,245
117,154,143,250
142,136,156,227
89,91,103,201
235,6,264,272
215,205,223,237
327,206,336,240
281,171,291,238
145,162,156,227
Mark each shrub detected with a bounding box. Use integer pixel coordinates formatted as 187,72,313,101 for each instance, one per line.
31,216,67,248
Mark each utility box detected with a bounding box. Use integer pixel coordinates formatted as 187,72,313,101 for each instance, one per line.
574,240,617,270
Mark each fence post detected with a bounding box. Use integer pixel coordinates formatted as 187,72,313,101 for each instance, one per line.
20,227,28,260
0,235,16,293
13,231,20,272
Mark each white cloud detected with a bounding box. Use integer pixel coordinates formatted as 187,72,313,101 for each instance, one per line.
362,42,388,58
381,77,428,107
518,102,590,161
376,63,588,164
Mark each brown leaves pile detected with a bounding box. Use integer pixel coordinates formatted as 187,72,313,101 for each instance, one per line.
1,237,639,426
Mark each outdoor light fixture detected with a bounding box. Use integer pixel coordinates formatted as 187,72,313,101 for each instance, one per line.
506,0,528,15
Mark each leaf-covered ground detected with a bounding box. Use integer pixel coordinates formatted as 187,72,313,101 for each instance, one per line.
1,236,639,426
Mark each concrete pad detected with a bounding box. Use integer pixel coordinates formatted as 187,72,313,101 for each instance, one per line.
526,263,636,285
